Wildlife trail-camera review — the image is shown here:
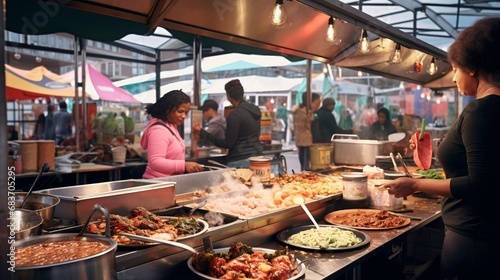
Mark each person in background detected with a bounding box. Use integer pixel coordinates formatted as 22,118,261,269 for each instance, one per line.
141,90,203,178
53,101,72,145
357,96,377,139
194,79,262,168
44,104,56,141
384,17,500,279
293,93,321,171
32,105,45,140
368,107,397,140
198,99,226,147
316,98,353,143
339,108,354,131
392,114,404,133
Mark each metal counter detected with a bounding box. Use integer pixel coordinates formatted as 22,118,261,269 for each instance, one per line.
115,195,442,280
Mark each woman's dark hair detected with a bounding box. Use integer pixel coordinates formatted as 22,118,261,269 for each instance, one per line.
145,90,190,122
377,107,392,126
448,17,500,75
299,93,320,108
225,79,244,101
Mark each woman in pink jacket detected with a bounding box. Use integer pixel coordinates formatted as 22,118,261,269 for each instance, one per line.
141,90,203,178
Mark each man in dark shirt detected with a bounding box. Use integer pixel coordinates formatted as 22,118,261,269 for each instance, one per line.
315,98,352,143
53,101,72,145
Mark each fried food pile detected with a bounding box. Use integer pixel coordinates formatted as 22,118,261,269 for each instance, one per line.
191,242,299,280
87,206,203,245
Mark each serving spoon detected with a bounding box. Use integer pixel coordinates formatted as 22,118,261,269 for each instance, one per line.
120,233,197,253
293,196,320,229
21,163,51,209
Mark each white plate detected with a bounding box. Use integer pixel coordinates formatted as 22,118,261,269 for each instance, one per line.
187,247,305,280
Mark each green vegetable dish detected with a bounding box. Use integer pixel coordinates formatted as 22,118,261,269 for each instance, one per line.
288,227,362,249
416,169,445,179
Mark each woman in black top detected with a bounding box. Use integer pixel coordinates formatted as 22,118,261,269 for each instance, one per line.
367,107,396,140
384,17,500,279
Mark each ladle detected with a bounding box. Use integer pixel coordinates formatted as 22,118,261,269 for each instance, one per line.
189,200,207,217
120,233,197,253
293,196,320,229
21,163,50,209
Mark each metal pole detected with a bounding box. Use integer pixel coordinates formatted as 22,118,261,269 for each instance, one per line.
306,59,312,108
155,49,161,102
74,36,80,152
0,0,11,275
192,35,202,107
81,38,87,150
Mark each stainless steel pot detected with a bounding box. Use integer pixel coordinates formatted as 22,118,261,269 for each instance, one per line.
331,134,393,166
13,234,117,280
13,204,117,280
14,209,43,240
15,192,60,228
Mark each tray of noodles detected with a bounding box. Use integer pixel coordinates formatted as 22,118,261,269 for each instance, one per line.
277,224,371,251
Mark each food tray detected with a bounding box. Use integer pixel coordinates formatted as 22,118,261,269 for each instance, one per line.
277,224,371,251
187,247,305,280
152,206,240,228
36,179,176,223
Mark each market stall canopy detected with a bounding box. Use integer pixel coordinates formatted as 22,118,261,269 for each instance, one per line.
8,0,496,88
5,64,77,101
61,65,141,104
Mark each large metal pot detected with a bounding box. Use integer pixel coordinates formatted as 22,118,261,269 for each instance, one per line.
15,192,60,228
331,134,393,166
13,209,43,240
13,204,117,280
13,234,117,279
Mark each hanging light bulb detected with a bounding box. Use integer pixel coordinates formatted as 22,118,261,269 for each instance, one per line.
14,52,21,59
358,29,370,54
389,43,402,64
35,56,42,63
326,17,341,45
270,0,287,26
427,57,438,75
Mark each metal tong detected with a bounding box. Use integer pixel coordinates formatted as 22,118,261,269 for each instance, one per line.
396,153,414,178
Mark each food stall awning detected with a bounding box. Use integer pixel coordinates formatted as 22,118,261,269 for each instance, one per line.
5,64,78,101
6,0,454,88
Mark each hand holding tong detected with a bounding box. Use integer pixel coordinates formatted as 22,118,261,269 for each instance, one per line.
396,153,414,178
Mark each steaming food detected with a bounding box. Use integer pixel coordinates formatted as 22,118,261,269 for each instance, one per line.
203,173,343,217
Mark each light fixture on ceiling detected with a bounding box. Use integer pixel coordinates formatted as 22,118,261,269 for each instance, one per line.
270,0,287,26
357,71,363,77
326,17,341,45
358,29,370,54
35,55,42,63
14,51,21,60
427,57,438,75
389,43,402,64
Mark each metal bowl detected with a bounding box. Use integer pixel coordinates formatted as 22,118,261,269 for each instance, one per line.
14,209,43,240
15,192,60,228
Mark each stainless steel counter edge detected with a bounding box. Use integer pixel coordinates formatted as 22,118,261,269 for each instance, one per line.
116,196,442,279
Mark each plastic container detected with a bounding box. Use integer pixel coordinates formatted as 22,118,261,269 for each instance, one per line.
341,172,368,200
112,146,127,164
310,144,333,171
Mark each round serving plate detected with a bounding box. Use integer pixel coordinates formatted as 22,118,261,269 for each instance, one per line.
187,247,305,280
119,217,209,248
277,224,371,251
324,209,411,230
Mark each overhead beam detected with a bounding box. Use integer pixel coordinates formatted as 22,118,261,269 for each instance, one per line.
389,0,459,38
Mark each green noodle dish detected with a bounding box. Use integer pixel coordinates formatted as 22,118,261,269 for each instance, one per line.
287,227,362,248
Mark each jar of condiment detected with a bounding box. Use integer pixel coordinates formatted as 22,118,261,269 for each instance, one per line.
341,172,368,200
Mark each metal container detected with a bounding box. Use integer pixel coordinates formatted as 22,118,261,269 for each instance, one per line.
36,179,175,223
15,192,60,228
13,209,43,240
14,234,117,280
331,138,393,166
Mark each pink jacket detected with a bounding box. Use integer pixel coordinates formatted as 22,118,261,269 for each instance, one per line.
140,118,186,178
